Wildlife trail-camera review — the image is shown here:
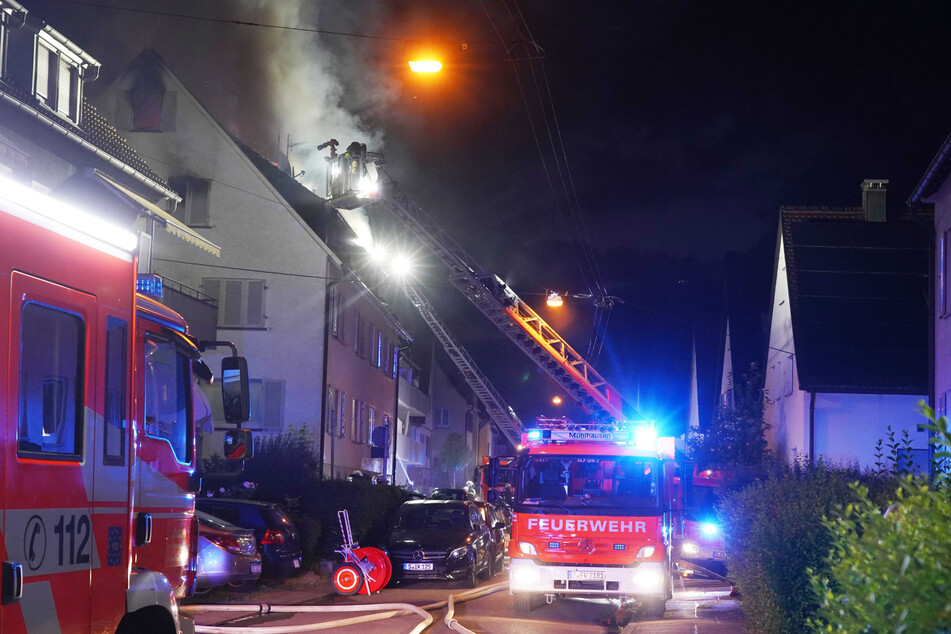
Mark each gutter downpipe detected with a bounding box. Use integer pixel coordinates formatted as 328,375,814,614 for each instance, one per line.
809,391,816,466
319,262,332,479
391,346,401,485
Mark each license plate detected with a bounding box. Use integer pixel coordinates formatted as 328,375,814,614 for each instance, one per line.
567,569,604,581
712,551,726,559
293,559,301,568
251,563,262,574
404,563,434,571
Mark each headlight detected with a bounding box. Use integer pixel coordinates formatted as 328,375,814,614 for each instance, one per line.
511,565,541,586
682,541,701,555
701,523,719,536
636,546,655,559
448,546,468,559
632,566,666,591
518,542,538,556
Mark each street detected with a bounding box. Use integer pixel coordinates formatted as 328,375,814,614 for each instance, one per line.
185,570,742,633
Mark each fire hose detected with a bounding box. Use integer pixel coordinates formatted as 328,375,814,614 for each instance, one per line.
182,580,508,634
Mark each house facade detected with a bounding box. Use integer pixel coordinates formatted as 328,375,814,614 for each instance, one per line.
764,181,931,469
908,132,951,430
94,49,409,480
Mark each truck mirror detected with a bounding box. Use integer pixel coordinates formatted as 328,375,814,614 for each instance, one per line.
224,429,254,460
221,356,250,424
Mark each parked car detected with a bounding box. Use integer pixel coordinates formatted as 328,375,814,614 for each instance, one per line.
197,498,303,579
386,500,493,587
195,510,262,591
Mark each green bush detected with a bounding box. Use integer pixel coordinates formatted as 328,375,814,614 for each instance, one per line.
809,410,951,632
718,460,895,633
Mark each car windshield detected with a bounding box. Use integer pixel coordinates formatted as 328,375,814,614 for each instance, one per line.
429,489,468,500
397,504,472,531
516,455,662,515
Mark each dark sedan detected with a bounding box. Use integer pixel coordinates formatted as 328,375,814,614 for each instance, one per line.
197,498,303,579
386,500,493,587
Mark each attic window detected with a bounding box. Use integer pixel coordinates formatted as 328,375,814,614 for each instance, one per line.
34,37,81,123
132,90,163,131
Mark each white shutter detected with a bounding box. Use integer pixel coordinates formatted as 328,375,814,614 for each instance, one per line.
263,380,284,429
246,280,265,327
35,43,50,100
57,62,71,115
222,280,243,327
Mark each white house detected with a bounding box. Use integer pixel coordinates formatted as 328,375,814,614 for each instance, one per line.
764,181,931,469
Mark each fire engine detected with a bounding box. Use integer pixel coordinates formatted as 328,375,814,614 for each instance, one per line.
507,417,689,617
0,172,252,633
679,467,727,575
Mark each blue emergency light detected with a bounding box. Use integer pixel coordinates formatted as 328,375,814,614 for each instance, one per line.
137,274,163,298
701,523,719,536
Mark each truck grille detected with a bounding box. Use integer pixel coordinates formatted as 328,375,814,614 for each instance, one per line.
568,580,605,590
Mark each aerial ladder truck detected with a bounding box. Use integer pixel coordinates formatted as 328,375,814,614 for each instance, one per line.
323,143,708,618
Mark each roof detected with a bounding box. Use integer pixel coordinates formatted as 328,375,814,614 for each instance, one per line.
781,208,930,394
0,77,172,198
908,131,951,205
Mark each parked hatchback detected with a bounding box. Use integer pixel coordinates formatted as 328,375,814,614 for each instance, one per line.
195,510,262,591
197,498,303,579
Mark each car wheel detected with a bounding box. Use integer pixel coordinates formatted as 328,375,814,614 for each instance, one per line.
332,563,365,596
513,593,536,612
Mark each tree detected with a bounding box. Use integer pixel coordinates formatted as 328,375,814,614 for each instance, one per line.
688,363,770,470
439,432,469,487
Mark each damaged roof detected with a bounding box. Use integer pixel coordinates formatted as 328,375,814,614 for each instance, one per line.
782,207,930,394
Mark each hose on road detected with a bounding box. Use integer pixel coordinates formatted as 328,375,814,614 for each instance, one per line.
183,580,509,634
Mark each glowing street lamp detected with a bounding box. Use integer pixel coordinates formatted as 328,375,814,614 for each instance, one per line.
551,396,563,406
408,59,442,73
546,291,564,308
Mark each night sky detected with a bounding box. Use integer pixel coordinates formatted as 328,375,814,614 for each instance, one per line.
27,0,951,433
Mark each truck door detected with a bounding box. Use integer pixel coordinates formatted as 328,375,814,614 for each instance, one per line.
3,272,97,633
132,319,197,596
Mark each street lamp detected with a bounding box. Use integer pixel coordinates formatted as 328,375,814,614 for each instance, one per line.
552,395,563,406
408,59,443,73
546,291,564,307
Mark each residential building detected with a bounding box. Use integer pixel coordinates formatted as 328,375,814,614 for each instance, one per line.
764,180,931,469
94,49,409,480
908,132,950,430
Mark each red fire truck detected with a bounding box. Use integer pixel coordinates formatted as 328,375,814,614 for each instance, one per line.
508,418,688,617
0,172,251,633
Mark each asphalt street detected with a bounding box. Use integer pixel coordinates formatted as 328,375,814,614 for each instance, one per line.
184,569,743,633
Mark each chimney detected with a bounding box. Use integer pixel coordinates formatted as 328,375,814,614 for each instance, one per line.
861,179,888,222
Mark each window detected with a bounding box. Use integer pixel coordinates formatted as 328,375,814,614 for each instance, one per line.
329,285,343,340
326,386,338,436
144,335,192,464
169,177,211,226
376,331,384,369
381,336,390,375
354,311,365,357
435,407,450,429
247,379,284,430
391,345,399,380
18,304,84,459
941,229,949,318
339,391,348,438
203,278,266,328
131,90,163,131
368,406,376,445
103,318,128,466
34,37,80,123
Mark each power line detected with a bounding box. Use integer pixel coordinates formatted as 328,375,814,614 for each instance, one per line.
52,0,514,46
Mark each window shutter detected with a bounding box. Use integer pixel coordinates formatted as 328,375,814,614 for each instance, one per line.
222,280,243,327
35,44,50,100
57,62,71,116
263,380,284,429
246,280,265,327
